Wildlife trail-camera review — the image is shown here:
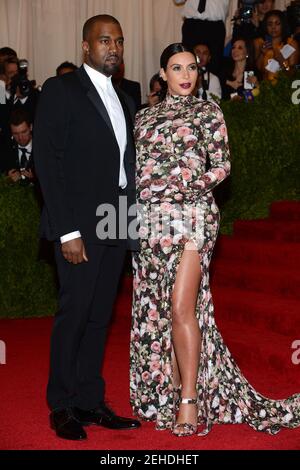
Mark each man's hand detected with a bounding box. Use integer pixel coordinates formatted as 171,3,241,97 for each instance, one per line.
8,169,21,182
21,169,34,180
61,238,88,265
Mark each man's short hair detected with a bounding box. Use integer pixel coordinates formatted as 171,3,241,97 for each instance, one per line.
0,47,17,60
9,108,32,128
82,15,120,41
56,61,78,76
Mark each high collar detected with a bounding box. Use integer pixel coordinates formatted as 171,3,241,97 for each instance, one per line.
163,93,196,107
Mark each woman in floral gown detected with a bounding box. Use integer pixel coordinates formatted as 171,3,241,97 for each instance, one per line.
130,43,300,437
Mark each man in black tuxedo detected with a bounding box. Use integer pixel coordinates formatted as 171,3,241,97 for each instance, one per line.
4,108,35,184
34,15,140,441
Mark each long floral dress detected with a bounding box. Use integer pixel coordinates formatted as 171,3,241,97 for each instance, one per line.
130,93,300,435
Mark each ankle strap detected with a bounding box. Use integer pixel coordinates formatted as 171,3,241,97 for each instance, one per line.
180,398,197,405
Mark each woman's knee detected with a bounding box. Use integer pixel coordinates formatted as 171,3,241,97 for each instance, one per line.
172,298,193,324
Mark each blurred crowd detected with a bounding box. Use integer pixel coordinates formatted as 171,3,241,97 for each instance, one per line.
0,0,299,183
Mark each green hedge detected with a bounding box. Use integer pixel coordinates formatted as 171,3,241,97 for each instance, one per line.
219,72,300,233
0,73,299,318
0,178,57,318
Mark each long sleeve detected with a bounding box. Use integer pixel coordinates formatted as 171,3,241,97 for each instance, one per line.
33,77,77,239
192,102,231,195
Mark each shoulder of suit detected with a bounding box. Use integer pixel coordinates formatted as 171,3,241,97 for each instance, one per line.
42,71,78,90
123,78,141,89
117,88,136,111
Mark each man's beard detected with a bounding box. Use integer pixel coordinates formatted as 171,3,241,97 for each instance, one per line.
102,62,120,76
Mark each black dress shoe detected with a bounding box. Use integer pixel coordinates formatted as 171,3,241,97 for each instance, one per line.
50,408,87,441
73,403,141,430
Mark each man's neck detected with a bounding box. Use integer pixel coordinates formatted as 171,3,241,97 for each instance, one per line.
84,62,110,78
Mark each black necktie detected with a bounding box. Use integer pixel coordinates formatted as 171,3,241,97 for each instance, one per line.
198,0,206,14
20,148,28,168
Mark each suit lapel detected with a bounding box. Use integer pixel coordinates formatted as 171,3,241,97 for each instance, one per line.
86,86,115,136
76,66,115,138
76,66,135,173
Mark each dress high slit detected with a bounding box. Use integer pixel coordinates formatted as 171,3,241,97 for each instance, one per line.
130,94,300,435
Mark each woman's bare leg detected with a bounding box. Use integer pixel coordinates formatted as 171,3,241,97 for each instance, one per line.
172,241,202,433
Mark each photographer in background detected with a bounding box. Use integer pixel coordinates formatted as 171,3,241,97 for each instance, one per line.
0,47,17,82
233,0,275,41
4,108,35,184
4,58,39,122
194,43,222,101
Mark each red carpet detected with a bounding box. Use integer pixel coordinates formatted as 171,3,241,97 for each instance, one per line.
0,201,300,450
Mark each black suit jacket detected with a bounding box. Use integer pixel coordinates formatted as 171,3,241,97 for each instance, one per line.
4,141,33,173
6,88,40,122
118,78,142,111
33,65,138,249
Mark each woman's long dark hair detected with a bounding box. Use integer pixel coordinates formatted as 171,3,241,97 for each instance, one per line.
261,9,290,43
159,43,198,100
231,37,256,72
160,43,197,71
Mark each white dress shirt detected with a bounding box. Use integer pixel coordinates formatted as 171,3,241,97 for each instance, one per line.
183,0,229,22
5,89,28,105
18,140,32,166
60,63,128,244
198,71,222,102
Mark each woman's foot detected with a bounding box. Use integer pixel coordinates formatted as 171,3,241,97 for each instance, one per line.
172,397,198,437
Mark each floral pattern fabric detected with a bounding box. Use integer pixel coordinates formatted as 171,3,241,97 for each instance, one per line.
130,94,300,435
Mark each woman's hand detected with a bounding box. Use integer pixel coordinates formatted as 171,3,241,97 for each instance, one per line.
272,48,284,66
246,74,258,87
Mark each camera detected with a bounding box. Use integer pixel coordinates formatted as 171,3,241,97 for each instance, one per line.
235,0,263,24
10,59,34,98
